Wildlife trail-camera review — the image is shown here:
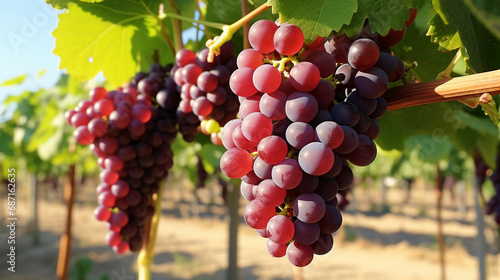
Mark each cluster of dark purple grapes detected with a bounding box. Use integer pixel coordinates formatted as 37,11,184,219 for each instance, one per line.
167,42,239,143
487,155,500,225
65,64,178,254
219,11,416,267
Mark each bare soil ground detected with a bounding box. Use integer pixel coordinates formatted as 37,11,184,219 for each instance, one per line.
1,178,499,280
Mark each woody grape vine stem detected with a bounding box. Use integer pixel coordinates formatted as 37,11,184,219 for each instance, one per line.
385,69,500,111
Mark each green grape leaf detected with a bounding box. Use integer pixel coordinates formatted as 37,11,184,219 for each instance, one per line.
338,0,418,38
477,133,498,168
37,124,64,161
1,74,28,86
479,98,499,125
391,21,456,82
406,135,453,164
453,110,499,137
377,102,464,151
462,0,500,40
53,0,173,86
448,127,479,152
427,14,462,51
429,0,500,73
267,0,358,43
45,0,71,9
199,142,225,174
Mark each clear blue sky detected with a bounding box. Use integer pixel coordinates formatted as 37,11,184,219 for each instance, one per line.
0,0,62,99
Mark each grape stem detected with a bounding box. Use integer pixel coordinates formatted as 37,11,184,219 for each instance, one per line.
165,0,184,51
159,10,226,30
206,2,270,61
263,55,300,76
385,69,500,111
137,183,164,280
158,4,176,56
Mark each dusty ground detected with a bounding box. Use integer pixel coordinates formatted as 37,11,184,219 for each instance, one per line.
1,178,499,280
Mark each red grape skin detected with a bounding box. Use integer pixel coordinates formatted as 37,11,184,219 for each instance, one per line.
241,112,273,143
285,91,319,123
378,27,406,47
266,215,295,244
249,19,278,53
71,112,91,127
255,179,287,207
318,205,343,234
286,241,314,267
243,199,276,229
221,119,242,149
315,121,344,149
293,192,326,223
266,239,287,257
354,67,389,99
105,231,122,247
94,206,111,221
74,125,95,145
113,240,129,254
232,124,258,150
253,156,273,180
241,181,256,201
94,99,114,117
293,219,320,245
182,63,203,84
253,64,282,94
344,134,377,166
176,48,197,66
229,67,258,97
257,135,288,165
271,158,303,190
348,39,380,71
334,126,359,154
274,24,304,56
289,62,321,92
237,49,264,69
324,34,353,64
239,94,262,119
311,233,334,255
298,142,334,176
405,7,418,27
220,148,253,179
90,87,107,101
304,49,336,78
285,122,315,150
259,90,287,121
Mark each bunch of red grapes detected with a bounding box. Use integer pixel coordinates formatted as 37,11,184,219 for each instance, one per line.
219,9,416,267
167,42,240,144
65,64,178,253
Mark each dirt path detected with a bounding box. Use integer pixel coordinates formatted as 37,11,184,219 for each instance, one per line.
1,183,499,280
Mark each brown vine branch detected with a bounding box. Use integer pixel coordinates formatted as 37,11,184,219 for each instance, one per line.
56,143,76,280
241,0,250,49
385,69,500,111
